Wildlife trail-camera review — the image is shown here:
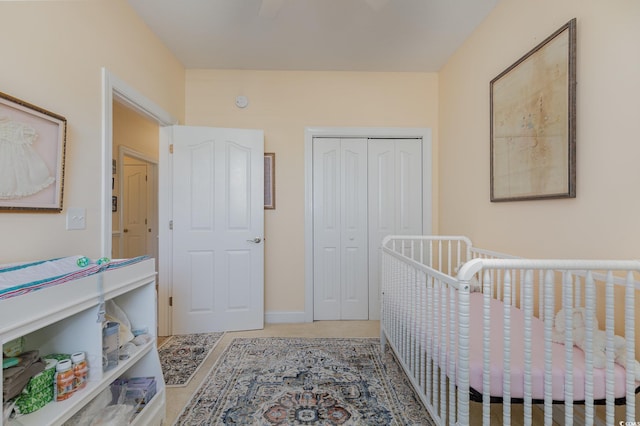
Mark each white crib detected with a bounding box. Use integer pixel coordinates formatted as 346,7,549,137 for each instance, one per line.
380,235,640,426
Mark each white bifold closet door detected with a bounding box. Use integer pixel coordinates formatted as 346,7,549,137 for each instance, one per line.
367,139,422,318
313,137,422,320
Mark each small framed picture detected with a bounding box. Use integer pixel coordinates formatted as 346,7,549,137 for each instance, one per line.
264,153,275,209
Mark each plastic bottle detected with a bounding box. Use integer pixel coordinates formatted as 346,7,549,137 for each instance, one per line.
71,351,88,391
54,359,75,401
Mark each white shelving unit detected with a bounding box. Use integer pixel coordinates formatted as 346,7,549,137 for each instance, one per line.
0,259,165,426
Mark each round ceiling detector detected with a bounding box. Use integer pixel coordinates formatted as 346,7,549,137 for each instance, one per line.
235,95,249,108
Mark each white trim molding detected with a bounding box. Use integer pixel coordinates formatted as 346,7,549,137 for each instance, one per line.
265,311,307,324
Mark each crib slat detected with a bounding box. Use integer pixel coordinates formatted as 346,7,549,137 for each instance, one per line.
542,270,555,426
439,279,447,419
458,279,471,426
605,271,615,425
523,270,534,426
562,272,575,425
482,270,492,426
625,271,636,422
584,272,596,426
503,270,512,424
426,274,434,408
448,285,457,425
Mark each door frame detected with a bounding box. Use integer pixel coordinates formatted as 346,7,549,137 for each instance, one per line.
303,127,433,322
101,68,178,336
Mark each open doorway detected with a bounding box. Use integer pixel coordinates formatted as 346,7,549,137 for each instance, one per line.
101,68,178,336
112,151,158,261
111,101,159,262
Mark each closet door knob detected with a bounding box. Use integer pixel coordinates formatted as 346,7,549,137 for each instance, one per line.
123,229,129,233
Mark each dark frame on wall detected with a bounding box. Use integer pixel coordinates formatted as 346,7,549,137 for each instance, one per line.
264,152,276,209
490,18,576,202
0,91,67,212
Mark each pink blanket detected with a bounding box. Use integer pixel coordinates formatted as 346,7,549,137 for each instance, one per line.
466,293,632,401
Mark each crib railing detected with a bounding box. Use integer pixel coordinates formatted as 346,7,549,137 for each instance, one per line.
380,235,640,426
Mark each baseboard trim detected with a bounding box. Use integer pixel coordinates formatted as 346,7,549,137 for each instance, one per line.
265,311,308,324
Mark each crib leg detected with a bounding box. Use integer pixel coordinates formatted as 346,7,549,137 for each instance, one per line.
381,329,387,353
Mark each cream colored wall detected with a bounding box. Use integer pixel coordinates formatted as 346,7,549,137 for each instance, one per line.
0,0,184,262
185,69,438,313
113,102,160,162
439,0,639,258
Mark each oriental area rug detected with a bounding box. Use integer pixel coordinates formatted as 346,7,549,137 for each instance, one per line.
159,332,224,387
174,337,433,425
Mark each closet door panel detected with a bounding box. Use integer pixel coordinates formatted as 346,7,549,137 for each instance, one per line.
368,139,422,320
313,139,342,320
396,139,423,234
340,139,368,320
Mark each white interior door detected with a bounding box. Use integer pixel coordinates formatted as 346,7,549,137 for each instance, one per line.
171,125,264,333
313,138,368,320
123,162,148,258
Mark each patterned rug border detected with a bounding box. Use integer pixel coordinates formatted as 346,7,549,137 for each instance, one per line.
159,332,224,388
175,336,433,425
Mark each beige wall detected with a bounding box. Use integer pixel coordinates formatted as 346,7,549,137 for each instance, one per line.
7,0,636,319
0,0,184,262
439,0,640,259
113,102,160,162
185,69,438,313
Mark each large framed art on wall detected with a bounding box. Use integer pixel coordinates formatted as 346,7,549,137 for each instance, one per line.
0,91,67,212
490,18,576,202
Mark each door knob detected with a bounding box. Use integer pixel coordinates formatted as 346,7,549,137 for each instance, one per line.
247,237,262,244
123,229,129,233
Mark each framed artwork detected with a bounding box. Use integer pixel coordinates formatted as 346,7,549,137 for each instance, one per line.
0,91,67,211
264,152,275,209
490,18,576,202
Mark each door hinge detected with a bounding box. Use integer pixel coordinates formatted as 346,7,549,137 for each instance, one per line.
169,144,174,154
169,296,173,307
169,220,173,230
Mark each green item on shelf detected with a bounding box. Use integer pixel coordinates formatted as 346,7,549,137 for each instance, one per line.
13,358,57,415
43,353,71,362
2,357,19,369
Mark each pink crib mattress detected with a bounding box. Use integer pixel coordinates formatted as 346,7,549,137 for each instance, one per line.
466,292,634,401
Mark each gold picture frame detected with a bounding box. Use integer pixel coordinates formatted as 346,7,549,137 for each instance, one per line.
264,152,275,209
490,18,576,202
0,91,67,212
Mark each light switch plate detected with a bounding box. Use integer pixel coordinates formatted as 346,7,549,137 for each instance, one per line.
66,207,86,230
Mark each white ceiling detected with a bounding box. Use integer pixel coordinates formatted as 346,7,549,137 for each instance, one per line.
127,0,498,72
